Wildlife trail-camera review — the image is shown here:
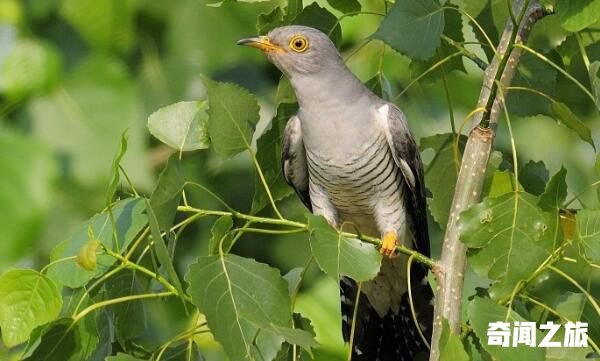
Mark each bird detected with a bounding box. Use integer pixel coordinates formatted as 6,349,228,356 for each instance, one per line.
238,25,433,361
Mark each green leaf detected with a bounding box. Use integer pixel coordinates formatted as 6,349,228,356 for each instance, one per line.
243,313,318,353
462,0,487,18
22,318,79,361
518,160,549,196
373,0,444,60
459,192,557,300
538,167,568,211
575,209,600,263
365,74,393,101
470,2,499,62
106,130,128,205
1,39,62,99
202,77,260,158
257,6,285,35
590,61,600,106
556,0,600,32
507,55,557,117
439,319,469,361
276,77,297,104
30,56,152,188
150,155,185,231
208,216,234,255
286,0,302,22
251,103,297,214
556,292,600,345
551,101,596,150
47,198,147,288
468,298,545,361
283,267,304,297
105,353,146,361
421,133,467,227
0,270,62,347
147,101,210,152
595,152,600,177
528,15,570,52
0,131,57,267
104,270,148,342
486,170,519,198
293,3,342,46
145,198,187,309
307,214,381,281
60,0,137,52
410,3,466,81
186,254,293,361
160,342,205,361
326,0,360,14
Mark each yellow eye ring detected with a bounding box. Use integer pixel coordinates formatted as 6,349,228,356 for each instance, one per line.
289,35,309,52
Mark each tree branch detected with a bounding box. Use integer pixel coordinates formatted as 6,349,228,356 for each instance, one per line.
428,1,550,360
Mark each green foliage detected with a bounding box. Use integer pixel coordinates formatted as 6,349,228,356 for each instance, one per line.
575,209,600,263
147,101,211,152
468,298,545,361
0,270,62,347
374,0,444,60
307,215,381,281
47,198,147,288
555,0,600,32
439,319,469,361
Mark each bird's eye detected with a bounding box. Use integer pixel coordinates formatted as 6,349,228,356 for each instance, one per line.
289,35,309,52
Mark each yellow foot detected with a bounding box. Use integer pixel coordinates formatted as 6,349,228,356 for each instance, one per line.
380,232,397,257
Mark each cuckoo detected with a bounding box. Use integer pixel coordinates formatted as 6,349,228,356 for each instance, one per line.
239,26,433,361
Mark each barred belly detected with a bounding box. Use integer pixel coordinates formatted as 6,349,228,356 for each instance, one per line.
305,135,405,238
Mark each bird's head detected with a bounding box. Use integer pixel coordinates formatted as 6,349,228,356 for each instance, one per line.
237,25,342,77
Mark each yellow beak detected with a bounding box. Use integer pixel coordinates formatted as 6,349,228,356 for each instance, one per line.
237,36,284,52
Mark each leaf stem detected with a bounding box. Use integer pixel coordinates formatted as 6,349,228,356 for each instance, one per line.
441,35,488,70
40,256,78,274
177,206,436,268
73,291,175,323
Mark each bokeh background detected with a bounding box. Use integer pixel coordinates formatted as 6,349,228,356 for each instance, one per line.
1,0,598,360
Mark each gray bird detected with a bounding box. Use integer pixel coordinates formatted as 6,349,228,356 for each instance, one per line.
239,26,433,361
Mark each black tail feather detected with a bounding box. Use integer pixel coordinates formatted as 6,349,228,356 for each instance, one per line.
340,261,433,361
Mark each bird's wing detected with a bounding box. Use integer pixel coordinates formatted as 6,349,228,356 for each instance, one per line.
379,103,430,256
282,114,312,211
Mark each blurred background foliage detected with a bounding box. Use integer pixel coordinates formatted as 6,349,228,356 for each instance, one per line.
0,0,598,360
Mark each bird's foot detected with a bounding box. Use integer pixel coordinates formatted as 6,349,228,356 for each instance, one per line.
380,232,397,257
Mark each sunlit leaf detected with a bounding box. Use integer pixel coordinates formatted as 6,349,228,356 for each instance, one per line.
0,131,57,268
251,103,297,214
47,198,147,288
556,0,600,32
202,77,260,158
373,0,444,60
459,192,557,300
148,101,210,152
60,0,137,52
468,298,545,361
421,133,467,227
575,209,600,263
439,319,469,361
0,38,62,99
0,270,62,347
551,101,595,150
307,215,381,281
286,0,302,22
186,254,293,361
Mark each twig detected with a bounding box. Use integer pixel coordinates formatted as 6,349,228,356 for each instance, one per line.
441,35,488,70
428,1,550,360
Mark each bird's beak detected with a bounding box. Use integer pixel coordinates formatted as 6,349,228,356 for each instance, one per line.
237,36,283,52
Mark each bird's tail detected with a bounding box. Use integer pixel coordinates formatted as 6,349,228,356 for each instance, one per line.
340,262,433,361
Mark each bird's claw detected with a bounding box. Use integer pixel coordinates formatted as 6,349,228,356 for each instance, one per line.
380,232,397,257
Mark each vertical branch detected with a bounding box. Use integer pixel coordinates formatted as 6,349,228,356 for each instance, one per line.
428,1,550,360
